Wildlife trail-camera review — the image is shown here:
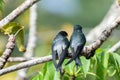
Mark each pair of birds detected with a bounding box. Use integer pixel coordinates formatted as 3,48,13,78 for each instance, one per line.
52,25,86,74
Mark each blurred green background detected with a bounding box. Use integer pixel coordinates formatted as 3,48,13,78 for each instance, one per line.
0,0,120,79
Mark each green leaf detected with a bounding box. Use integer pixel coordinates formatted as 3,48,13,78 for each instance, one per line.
96,58,106,80
1,22,26,52
43,61,58,80
42,62,50,80
16,27,26,52
109,53,116,65
87,72,100,79
0,0,4,11
110,53,120,75
96,48,103,54
64,59,75,75
1,22,21,35
46,61,56,80
42,63,47,78
75,74,84,80
62,74,69,80
95,48,103,62
101,52,109,69
81,56,90,77
44,72,50,80
107,66,116,77
95,50,108,80
54,71,60,80
41,61,61,80
38,72,44,80
112,53,120,68
95,49,109,80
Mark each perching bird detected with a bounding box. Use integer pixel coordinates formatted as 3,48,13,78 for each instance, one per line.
52,31,69,74
66,25,86,69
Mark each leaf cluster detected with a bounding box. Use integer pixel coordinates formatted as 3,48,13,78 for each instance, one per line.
0,22,26,52
32,48,120,80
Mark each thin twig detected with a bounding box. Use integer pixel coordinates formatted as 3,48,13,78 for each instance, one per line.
0,35,15,69
0,0,40,28
16,3,37,80
7,57,35,62
0,55,52,75
0,16,119,75
107,41,120,53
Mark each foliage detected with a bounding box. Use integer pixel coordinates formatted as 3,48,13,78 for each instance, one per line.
31,48,120,80
0,0,4,11
0,22,26,52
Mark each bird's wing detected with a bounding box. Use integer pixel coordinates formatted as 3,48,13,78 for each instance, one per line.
56,48,67,71
65,44,83,65
52,50,58,69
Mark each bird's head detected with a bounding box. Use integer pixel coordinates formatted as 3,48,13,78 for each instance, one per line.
58,31,68,37
74,25,82,31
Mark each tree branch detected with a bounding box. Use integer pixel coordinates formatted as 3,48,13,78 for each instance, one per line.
0,0,40,28
0,55,52,75
7,57,34,62
7,39,120,63
82,17,120,59
0,35,15,69
0,16,120,75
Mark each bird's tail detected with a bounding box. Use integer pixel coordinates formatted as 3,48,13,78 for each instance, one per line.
56,66,63,75
65,52,79,65
65,50,76,65
56,66,61,71
75,57,82,70
56,53,65,73
65,46,83,65
65,57,74,65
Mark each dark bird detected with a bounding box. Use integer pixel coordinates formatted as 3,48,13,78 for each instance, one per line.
66,25,86,69
52,31,69,74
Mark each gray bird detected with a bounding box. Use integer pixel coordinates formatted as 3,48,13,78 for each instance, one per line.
66,25,86,69
52,31,69,74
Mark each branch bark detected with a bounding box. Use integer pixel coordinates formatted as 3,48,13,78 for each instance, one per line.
0,16,120,75
7,57,34,62
0,0,40,28
82,17,120,59
0,35,15,69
